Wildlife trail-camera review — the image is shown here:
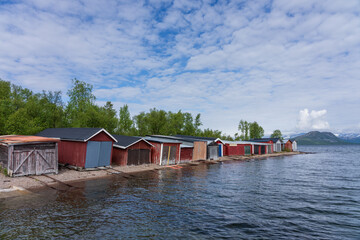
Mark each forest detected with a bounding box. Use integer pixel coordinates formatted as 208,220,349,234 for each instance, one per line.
0,78,267,140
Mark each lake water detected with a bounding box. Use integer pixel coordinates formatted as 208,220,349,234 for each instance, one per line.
1,145,360,239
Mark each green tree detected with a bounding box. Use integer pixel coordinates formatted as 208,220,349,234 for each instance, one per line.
39,91,64,128
65,78,96,127
0,80,12,134
116,104,134,135
249,121,264,139
133,112,148,136
182,112,195,135
238,120,250,140
271,129,283,139
194,113,202,134
98,101,117,133
166,110,185,135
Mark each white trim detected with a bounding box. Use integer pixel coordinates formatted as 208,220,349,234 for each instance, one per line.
214,138,225,144
85,128,117,142
160,143,163,165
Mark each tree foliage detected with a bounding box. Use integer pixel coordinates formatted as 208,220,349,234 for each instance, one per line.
0,78,255,140
271,129,283,139
249,121,264,139
237,119,265,140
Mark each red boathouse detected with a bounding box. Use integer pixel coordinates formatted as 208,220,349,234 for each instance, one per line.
36,128,117,169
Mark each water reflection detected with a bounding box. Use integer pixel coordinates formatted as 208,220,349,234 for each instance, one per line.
1,146,360,239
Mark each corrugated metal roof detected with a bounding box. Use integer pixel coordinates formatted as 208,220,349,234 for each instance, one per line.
150,135,211,144
173,135,217,141
250,138,282,143
143,136,182,144
0,135,59,145
180,142,194,148
222,140,271,145
36,128,117,142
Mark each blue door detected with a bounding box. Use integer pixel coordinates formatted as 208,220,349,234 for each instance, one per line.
85,141,112,168
218,144,222,157
99,142,112,166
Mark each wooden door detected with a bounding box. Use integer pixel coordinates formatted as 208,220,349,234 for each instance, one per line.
161,146,176,165
128,149,150,165
85,141,112,168
11,143,57,177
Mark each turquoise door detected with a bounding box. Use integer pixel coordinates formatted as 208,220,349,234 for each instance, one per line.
85,141,112,168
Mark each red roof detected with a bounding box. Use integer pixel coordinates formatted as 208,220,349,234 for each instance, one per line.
0,135,59,145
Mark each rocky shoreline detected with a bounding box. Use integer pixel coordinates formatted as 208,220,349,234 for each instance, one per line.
0,151,304,199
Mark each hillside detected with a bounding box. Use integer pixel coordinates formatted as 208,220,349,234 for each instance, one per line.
338,133,360,144
295,131,347,145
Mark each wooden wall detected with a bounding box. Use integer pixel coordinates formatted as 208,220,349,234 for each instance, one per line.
58,141,87,167
193,141,207,160
5,143,58,177
112,140,152,166
180,147,193,162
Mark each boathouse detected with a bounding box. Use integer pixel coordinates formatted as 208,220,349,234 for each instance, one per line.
173,135,216,160
250,138,281,153
283,139,293,151
179,143,194,163
143,136,181,165
112,135,153,166
150,135,208,161
36,128,117,169
221,141,253,156
0,135,59,177
291,139,298,151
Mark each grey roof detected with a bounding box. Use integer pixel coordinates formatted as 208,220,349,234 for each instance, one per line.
173,135,217,141
221,140,271,145
113,135,152,149
250,138,282,143
143,136,182,144
150,135,207,143
36,128,117,142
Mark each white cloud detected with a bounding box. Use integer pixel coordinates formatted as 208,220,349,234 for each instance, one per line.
297,109,330,131
0,0,359,135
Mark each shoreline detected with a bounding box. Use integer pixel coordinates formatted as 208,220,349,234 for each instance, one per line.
0,151,304,199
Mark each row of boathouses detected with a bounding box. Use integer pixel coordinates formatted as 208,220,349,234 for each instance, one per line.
0,128,297,177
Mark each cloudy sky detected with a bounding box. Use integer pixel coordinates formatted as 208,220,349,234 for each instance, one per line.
1,0,359,136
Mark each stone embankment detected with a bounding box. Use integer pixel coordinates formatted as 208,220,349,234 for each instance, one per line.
0,151,304,198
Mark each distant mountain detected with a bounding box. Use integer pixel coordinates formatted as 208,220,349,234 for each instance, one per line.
337,133,360,144
295,131,348,145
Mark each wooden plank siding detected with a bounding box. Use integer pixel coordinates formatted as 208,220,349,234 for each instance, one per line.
112,140,152,166
0,142,58,177
180,148,193,162
193,141,207,160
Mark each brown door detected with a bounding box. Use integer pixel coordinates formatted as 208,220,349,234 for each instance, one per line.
128,149,150,165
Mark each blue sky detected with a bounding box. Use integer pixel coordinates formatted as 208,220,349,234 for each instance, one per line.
1,0,359,136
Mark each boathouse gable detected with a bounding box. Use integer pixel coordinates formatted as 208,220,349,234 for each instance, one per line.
112,135,153,166
36,128,116,169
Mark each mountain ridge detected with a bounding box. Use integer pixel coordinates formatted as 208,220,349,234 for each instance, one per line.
295,131,350,145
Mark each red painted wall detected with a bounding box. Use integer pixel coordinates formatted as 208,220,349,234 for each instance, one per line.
180,148,193,162
112,140,152,166
89,131,114,141
58,131,115,167
112,148,127,166
223,143,252,156
58,141,87,167
285,141,293,151
149,141,162,164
